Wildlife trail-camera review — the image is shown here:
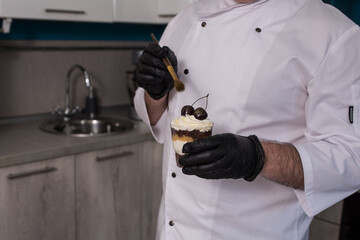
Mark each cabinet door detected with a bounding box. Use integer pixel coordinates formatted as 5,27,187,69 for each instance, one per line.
140,140,163,238
309,201,343,240
0,0,113,22
114,0,159,23
114,0,194,23
76,141,163,240
0,156,75,240
157,0,194,17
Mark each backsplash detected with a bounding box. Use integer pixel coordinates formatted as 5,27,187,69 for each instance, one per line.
0,40,147,119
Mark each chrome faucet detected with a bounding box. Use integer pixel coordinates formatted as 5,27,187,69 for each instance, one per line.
53,64,93,122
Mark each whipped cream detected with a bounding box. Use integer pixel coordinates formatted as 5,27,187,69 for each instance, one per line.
172,140,188,155
170,115,214,132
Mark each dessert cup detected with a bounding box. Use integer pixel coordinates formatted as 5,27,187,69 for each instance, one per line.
170,115,213,167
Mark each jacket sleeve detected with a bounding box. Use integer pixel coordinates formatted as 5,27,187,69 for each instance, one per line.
134,88,168,144
294,25,360,217
133,13,183,144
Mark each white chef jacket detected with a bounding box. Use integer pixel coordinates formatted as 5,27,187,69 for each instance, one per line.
134,0,360,239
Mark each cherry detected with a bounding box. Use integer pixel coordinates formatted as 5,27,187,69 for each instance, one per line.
194,107,208,120
181,94,210,119
181,105,194,116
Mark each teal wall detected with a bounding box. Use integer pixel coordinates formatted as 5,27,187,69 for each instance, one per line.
323,0,360,24
0,1,358,41
0,19,166,41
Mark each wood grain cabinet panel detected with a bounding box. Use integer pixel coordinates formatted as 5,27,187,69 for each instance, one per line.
113,0,196,23
0,0,113,22
75,140,162,240
0,140,162,240
1,0,193,23
309,218,341,240
0,156,75,240
309,201,344,240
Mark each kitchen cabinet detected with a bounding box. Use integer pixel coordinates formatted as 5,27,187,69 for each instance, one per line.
75,141,163,240
0,140,163,240
157,0,194,17
0,0,113,22
309,201,343,240
114,0,195,23
0,0,193,24
0,156,75,240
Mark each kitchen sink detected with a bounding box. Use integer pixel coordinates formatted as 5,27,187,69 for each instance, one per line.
39,117,134,137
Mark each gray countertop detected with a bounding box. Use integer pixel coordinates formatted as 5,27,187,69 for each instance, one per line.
0,106,154,168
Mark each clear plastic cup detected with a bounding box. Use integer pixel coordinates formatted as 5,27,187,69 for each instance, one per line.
171,126,213,168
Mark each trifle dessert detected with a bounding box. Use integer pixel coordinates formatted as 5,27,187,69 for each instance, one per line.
170,94,214,167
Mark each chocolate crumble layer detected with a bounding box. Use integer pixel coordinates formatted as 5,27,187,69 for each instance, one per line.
171,128,212,139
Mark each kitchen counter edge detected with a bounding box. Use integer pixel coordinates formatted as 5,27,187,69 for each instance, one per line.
0,107,156,168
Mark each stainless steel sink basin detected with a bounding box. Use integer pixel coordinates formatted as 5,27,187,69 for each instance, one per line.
39,117,134,137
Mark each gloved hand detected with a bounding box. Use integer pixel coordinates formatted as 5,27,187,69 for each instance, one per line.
179,133,265,181
135,43,177,100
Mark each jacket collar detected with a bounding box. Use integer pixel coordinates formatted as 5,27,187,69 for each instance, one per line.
199,0,270,19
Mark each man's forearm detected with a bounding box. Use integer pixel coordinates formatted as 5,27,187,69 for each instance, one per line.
145,92,168,126
260,141,304,190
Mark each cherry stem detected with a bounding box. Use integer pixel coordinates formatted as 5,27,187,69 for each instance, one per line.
205,94,209,110
191,94,209,110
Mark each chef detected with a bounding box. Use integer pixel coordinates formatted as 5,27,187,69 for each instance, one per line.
134,0,360,239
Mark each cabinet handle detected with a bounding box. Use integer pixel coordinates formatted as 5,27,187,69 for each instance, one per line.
96,151,134,162
45,9,86,15
7,166,57,180
158,14,177,18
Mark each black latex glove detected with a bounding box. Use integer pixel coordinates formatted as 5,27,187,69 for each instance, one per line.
179,133,265,181
135,42,177,100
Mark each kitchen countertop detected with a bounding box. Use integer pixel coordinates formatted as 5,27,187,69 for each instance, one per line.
0,106,154,168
